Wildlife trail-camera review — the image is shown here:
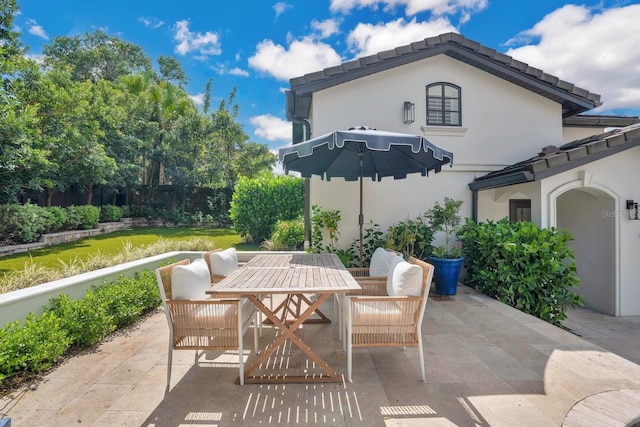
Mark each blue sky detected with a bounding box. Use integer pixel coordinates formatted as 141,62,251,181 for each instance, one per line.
14,0,640,151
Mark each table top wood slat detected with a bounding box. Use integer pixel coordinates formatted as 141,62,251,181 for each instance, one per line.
208,253,360,295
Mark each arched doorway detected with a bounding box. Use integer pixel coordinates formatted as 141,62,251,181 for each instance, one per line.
556,188,616,315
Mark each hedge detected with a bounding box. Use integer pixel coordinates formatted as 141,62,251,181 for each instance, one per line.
0,269,160,387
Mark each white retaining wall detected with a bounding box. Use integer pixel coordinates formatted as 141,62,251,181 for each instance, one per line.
0,251,301,327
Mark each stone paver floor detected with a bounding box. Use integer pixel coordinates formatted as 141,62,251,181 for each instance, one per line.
2,285,640,426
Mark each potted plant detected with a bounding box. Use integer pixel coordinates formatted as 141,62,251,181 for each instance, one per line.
425,197,464,295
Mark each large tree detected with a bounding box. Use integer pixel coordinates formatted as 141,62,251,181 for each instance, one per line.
43,29,151,82
0,0,50,203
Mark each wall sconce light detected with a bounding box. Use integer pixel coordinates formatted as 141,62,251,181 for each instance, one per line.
626,200,639,220
403,101,415,124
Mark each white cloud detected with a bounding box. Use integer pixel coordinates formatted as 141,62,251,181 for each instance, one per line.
212,64,250,77
505,4,640,112
173,20,221,57
139,16,164,29
250,114,292,142
248,37,342,81
311,19,341,39
347,17,457,57
273,2,293,19
228,67,250,77
25,19,48,40
190,93,205,105
330,0,487,16
24,53,45,64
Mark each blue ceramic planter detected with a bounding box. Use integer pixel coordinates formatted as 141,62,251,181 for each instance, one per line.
428,256,464,295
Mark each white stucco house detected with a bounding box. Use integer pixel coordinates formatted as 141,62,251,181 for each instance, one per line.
284,32,640,316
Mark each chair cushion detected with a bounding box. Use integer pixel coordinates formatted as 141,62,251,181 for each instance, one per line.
387,259,422,297
369,247,395,277
207,247,238,276
171,259,211,299
386,255,405,296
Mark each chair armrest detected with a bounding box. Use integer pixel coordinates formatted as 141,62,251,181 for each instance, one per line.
345,295,423,325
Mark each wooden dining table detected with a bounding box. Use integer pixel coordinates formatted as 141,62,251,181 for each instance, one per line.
207,253,361,384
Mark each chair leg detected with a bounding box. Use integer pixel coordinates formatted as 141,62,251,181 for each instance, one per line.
417,331,425,382
335,293,344,342
253,315,259,353
239,334,245,386
166,344,173,388
345,299,353,382
346,326,353,383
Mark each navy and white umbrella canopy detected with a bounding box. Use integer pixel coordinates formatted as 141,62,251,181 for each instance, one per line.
278,126,454,265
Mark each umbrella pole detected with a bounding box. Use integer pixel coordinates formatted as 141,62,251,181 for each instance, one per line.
359,154,364,268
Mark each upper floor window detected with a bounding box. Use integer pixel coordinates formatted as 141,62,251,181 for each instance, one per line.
426,83,461,126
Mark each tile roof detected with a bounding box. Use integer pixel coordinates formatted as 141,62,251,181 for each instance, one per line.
469,124,640,191
287,32,602,121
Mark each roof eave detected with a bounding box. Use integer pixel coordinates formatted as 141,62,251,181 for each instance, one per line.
288,36,601,121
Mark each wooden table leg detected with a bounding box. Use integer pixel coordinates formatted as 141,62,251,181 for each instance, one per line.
241,293,342,384
264,294,331,325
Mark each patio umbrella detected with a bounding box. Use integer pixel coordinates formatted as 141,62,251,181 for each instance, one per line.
278,126,454,266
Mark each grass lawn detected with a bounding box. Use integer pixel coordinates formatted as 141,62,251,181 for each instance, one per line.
0,227,260,274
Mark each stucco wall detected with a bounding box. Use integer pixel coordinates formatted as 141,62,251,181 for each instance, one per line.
541,146,640,316
306,54,564,248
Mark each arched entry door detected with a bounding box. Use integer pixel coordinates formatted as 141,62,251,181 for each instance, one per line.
556,188,616,315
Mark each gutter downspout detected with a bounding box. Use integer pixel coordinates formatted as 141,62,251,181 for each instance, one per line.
292,116,312,247
471,189,478,223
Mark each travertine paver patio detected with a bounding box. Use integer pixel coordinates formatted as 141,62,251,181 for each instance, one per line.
2,285,640,426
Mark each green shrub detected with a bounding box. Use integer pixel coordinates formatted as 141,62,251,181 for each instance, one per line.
386,214,433,260
459,218,584,326
47,293,116,347
93,271,160,327
65,205,100,230
99,205,123,222
0,312,70,382
267,217,305,250
0,270,161,388
350,220,386,267
0,203,48,244
230,174,304,242
42,206,68,233
120,205,131,218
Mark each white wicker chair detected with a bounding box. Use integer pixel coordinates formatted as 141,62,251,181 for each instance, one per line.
344,257,434,382
155,259,258,387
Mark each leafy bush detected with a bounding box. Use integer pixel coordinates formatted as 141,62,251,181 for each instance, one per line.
0,312,70,383
349,220,386,267
386,214,433,260
309,206,356,266
100,205,123,222
459,218,584,326
230,174,304,242
47,293,116,347
42,206,68,233
92,271,160,328
0,270,161,387
265,217,305,250
65,205,101,230
0,203,47,244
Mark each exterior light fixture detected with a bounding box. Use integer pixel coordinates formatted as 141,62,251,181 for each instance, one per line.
627,200,639,220
403,101,415,124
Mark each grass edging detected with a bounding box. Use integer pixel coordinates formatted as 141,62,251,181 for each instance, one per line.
0,251,202,327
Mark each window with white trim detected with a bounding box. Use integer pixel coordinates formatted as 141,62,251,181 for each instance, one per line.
426,83,461,126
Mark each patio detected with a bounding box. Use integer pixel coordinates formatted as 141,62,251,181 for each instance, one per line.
2,285,640,426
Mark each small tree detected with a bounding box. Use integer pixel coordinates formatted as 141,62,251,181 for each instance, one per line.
425,197,463,258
